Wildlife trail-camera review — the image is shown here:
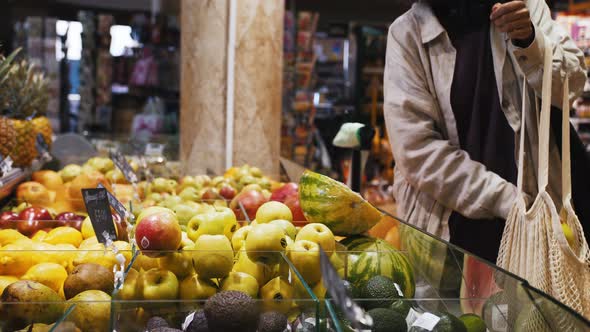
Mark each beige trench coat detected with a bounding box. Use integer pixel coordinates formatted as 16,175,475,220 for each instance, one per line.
384,0,586,240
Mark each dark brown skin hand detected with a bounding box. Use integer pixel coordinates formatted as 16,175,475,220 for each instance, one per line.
490,1,535,47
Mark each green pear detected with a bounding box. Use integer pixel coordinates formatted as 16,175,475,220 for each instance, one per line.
1,281,63,324
67,290,111,331
191,235,233,279
220,271,259,298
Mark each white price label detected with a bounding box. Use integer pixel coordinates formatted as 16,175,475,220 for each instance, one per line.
145,143,165,157
412,312,441,331
182,311,196,331
406,308,421,327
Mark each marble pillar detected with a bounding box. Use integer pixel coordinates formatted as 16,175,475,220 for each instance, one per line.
180,0,284,178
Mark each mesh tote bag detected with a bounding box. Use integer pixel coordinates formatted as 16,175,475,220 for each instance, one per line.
497,42,590,321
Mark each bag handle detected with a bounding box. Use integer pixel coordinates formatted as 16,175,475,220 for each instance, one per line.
517,75,527,193
537,39,573,203
537,39,553,192
561,75,572,201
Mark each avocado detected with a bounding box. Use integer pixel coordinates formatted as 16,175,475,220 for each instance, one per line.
146,316,169,330
409,313,467,332
361,276,401,310
204,290,259,332
390,300,411,317
258,311,288,332
186,310,209,332
367,308,407,332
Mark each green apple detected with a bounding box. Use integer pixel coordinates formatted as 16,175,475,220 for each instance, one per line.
261,189,272,201
151,177,176,194
258,176,271,190
147,192,164,202
231,225,252,252
158,250,195,279
295,223,335,255
287,240,321,285
233,247,275,287
178,176,200,192
179,273,218,300
179,187,200,202
135,268,179,300
220,271,259,298
187,209,235,242
191,235,233,279
115,268,139,300
161,195,182,209
260,277,294,314
240,183,262,193
250,167,263,178
174,203,199,226
256,201,293,224
245,223,288,265
269,219,296,239
180,231,195,248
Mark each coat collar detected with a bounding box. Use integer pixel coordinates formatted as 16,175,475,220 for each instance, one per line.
413,1,446,44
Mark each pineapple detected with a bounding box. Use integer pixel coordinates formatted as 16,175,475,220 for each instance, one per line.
0,48,52,167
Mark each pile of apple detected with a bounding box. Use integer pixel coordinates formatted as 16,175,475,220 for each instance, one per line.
114,199,338,328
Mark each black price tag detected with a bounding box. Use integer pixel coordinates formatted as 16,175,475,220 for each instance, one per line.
320,248,373,330
35,134,52,162
110,150,138,184
82,188,118,244
97,183,128,221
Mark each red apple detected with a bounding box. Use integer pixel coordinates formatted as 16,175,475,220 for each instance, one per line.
0,211,19,229
284,194,306,222
54,212,86,231
17,207,54,236
201,188,222,201
134,208,181,257
230,190,267,221
270,183,298,203
219,185,237,200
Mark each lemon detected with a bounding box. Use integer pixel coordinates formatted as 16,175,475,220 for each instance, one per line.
81,217,95,239
0,275,18,294
0,229,28,246
0,243,35,276
21,262,68,295
79,236,99,248
562,223,576,248
43,226,83,247
31,230,48,242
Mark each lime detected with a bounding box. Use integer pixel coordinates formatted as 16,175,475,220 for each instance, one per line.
460,313,487,332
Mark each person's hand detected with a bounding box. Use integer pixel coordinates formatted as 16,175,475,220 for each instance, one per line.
490,1,535,47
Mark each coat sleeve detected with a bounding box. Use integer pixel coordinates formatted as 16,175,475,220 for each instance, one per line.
384,24,517,220
509,0,587,105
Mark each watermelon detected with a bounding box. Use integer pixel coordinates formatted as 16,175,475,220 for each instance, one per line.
298,170,383,236
346,239,416,298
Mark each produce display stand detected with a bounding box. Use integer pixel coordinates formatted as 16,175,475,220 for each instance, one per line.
1,158,589,332
324,219,590,332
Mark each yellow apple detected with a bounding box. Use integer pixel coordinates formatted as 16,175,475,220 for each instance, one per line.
179,273,218,300
135,268,179,300
245,223,288,265
295,223,335,255
260,277,294,314
158,250,195,279
233,247,275,287
256,201,293,224
269,219,297,239
231,225,251,252
115,268,139,300
191,235,233,279
220,271,259,298
287,240,321,285
133,253,160,271
187,208,237,242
